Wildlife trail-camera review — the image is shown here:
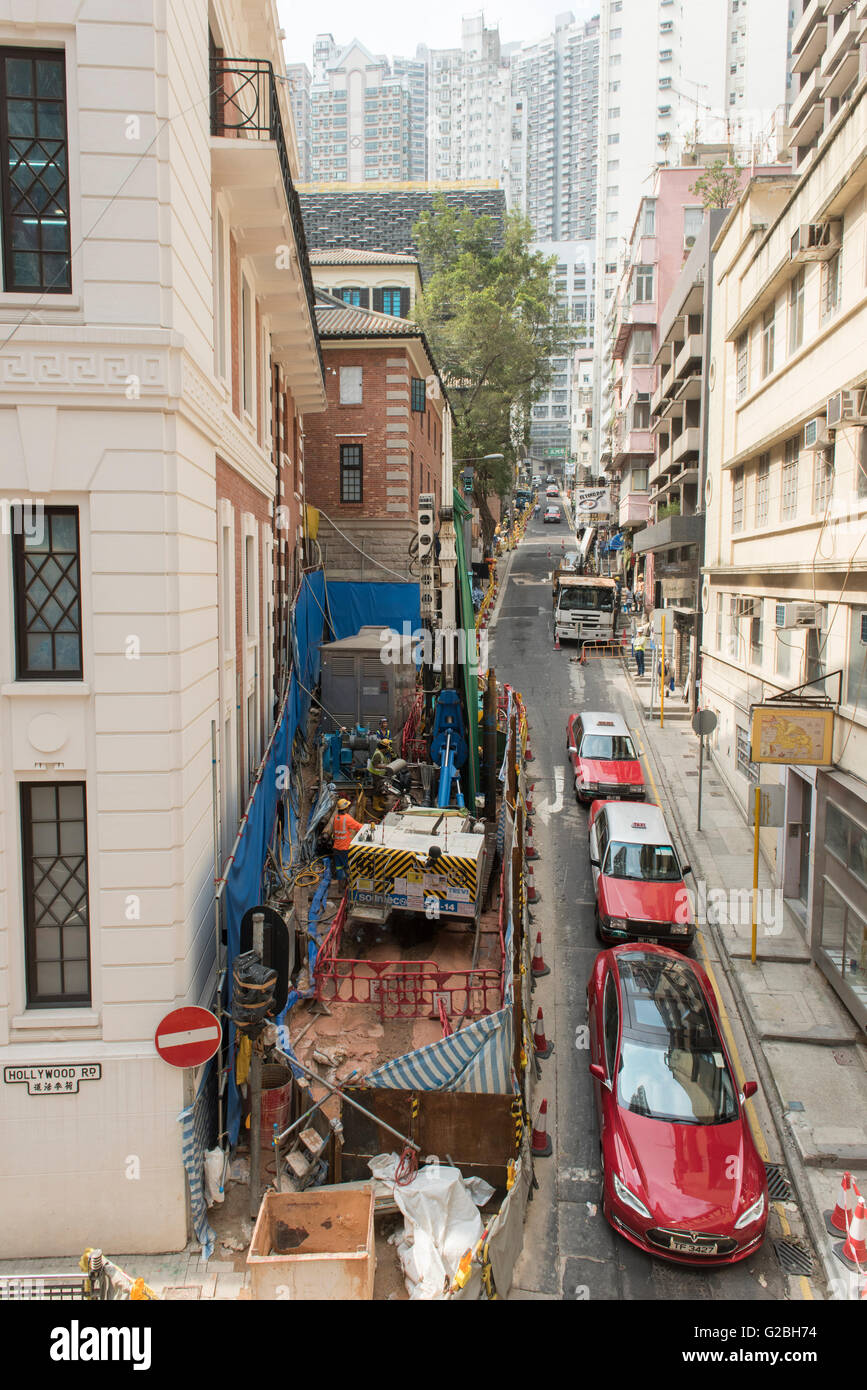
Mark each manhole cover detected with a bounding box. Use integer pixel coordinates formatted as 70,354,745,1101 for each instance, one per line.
832,1050,855,1065
773,1237,812,1276
764,1162,794,1202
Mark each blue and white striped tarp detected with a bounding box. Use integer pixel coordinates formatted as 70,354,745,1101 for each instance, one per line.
364,1007,513,1093
178,1064,217,1260
503,912,515,1007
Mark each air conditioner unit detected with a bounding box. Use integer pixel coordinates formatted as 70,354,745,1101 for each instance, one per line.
790,220,842,262
803,414,832,451
774,602,822,630
827,388,867,428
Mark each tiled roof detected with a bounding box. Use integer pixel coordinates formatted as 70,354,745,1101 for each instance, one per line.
314,302,420,337
308,247,419,266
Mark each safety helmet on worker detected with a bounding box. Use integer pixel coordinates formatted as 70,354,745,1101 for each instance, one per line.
337,797,350,810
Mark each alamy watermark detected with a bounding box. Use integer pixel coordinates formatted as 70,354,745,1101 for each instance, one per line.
379,622,489,671
0,497,45,545
675,882,784,935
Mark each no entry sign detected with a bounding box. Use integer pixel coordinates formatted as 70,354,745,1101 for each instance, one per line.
155,1006,221,1069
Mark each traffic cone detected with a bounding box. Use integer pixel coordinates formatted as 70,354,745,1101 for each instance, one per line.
524,737,535,762
533,1007,552,1058
825,1171,861,1237
554,630,561,651
531,1099,552,1157
834,1197,867,1271
525,823,539,860
526,862,540,903
531,931,550,978
525,784,535,814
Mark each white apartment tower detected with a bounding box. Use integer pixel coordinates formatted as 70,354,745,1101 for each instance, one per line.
425,14,511,183
510,12,599,241
593,0,791,469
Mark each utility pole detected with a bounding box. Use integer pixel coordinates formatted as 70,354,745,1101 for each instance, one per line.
248,910,264,1219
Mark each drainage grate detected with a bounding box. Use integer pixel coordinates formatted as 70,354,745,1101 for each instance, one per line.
774,1237,813,1276
765,1162,794,1202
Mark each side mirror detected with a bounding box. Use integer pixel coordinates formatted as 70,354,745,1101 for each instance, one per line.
589,855,600,867
589,1063,606,1083
681,864,692,876
742,1081,758,1100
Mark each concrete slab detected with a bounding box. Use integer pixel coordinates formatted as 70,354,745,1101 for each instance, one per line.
733,959,862,1044
765,1041,867,1168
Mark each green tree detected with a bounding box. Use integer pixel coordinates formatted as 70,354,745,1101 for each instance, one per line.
690,158,743,210
412,198,570,545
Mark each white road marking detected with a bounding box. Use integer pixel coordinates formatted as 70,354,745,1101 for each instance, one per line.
536,765,565,825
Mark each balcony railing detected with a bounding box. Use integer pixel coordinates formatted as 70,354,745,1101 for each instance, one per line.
210,56,322,374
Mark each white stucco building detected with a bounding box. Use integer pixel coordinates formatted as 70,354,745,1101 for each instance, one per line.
702,60,867,1029
0,0,324,1255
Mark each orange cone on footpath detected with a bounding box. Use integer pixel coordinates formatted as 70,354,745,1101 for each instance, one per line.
531,931,550,978
533,1007,552,1059
531,1099,552,1157
835,1197,867,1271
825,1171,861,1237
526,823,539,861
526,863,540,903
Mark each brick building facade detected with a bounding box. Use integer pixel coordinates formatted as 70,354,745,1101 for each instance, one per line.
304,296,452,582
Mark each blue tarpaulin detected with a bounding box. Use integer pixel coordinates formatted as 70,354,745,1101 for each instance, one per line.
326,581,420,642
364,1008,514,1093
223,571,326,1145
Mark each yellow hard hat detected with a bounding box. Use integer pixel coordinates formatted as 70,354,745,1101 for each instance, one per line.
337,798,350,810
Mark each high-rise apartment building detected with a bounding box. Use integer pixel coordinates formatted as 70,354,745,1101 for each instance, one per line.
424,15,511,183
593,0,791,471
391,54,428,180
510,13,599,241
286,62,312,182
308,38,416,184
529,240,595,469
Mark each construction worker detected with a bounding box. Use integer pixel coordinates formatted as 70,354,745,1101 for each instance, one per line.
331,798,363,883
633,624,648,678
369,737,392,815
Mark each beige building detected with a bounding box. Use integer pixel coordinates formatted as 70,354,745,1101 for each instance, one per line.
702,76,867,1029
0,0,324,1254
308,248,423,318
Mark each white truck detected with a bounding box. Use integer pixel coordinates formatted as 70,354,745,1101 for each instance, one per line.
554,574,618,645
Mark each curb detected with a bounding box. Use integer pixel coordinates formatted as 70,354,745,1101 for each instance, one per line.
623,663,838,1299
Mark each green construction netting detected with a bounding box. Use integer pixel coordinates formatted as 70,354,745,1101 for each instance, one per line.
452,487,481,809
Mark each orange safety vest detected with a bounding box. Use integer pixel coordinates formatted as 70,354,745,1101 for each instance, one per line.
333,813,362,851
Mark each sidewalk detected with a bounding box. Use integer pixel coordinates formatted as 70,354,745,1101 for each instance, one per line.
627,663,867,1295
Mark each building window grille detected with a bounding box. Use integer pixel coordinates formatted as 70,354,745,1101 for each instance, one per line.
736,333,749,398
732,466,745,531
0,48,71,292
339,444,363,502
736,726,759,784
20,781,91,1005
13,506,82,678
755,453,770,526
781,436,799,519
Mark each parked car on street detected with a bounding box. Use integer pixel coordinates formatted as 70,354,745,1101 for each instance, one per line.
586,943,767,1265
568,712,645,802
588,799,694,948
544,506,561,523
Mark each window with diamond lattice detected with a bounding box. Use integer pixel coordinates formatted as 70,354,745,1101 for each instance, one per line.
0,49,71,292
20,782,90,1005
13,506,82,678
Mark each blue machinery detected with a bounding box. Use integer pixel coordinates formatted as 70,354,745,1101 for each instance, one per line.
430,689,468,810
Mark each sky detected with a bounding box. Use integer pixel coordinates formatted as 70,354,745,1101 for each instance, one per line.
278,1,599,68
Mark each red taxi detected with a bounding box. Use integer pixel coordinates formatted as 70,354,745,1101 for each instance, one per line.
567,712,645,803
587,944,767,1265
588,799,694,948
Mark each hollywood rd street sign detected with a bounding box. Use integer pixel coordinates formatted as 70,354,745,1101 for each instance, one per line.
5,1063,101,1095
155,1006,221,1069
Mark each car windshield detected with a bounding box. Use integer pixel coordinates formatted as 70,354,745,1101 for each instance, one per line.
604,840,681,881
615,956,739,1124
580,734,636,761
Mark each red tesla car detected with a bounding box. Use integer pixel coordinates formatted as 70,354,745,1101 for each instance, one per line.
587,944,768,1265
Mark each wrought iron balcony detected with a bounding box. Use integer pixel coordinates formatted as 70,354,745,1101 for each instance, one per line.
210,56,322,378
